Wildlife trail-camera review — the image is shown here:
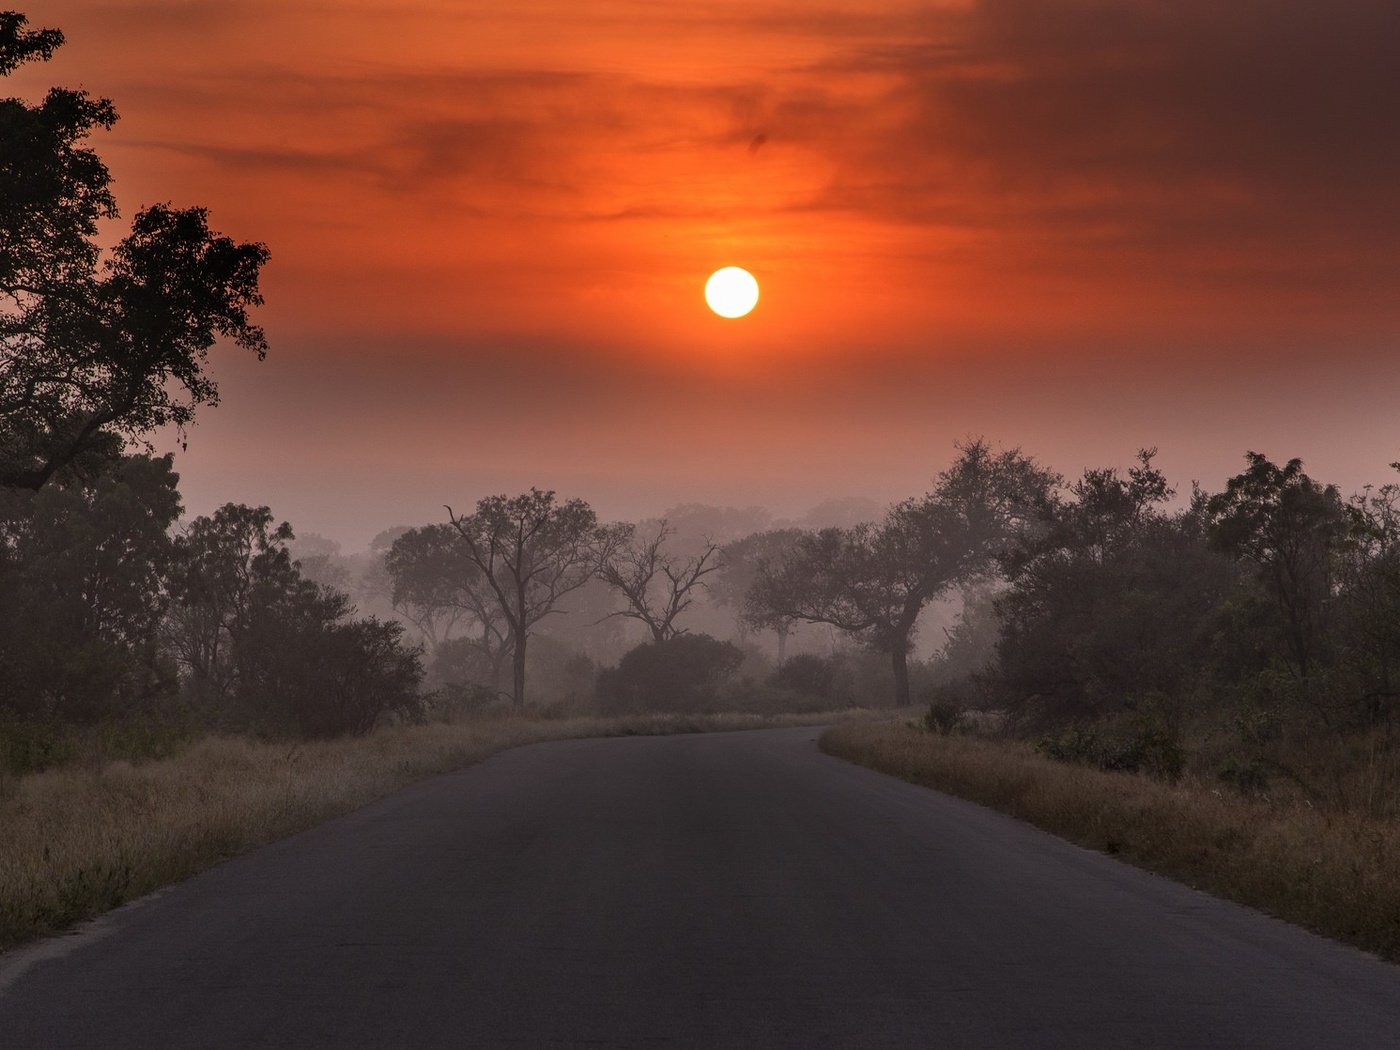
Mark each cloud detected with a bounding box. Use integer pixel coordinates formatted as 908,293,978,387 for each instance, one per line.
797,1,1400,282
78,0,1400,342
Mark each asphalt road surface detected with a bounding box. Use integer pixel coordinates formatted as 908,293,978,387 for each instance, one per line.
4,726,1400,1048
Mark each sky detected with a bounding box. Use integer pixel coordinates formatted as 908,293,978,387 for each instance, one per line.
13,0,1400,547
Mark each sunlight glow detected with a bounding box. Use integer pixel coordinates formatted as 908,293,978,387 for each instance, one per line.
705,267,759,318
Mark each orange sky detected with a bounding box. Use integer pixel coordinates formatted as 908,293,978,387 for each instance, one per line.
13,1,1400,544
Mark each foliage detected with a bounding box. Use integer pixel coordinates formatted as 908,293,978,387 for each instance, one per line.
163,503,300,710
1334,466,1400,724
386,522,508,678
1035,717,1184,782
1207,452,1349,685
0,15,268,491
595,634,744,714
747,441,1056,705
238,595,422,738
922,698,962,735
713,528,805,655
991,452,1234,727
0,453,181,722
166,503,423,736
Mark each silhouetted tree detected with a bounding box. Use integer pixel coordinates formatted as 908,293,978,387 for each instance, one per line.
165,503,421,734
991,452,1232,727
237,587,421,738
0,13,268,492
1336,466,1400,723
0,452,181,721
598,520,721,642
1208,453,1348,685
446,489,625,707
163,504,300,709
749,442,1055,705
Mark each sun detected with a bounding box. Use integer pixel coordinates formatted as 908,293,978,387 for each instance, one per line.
705,266,759,318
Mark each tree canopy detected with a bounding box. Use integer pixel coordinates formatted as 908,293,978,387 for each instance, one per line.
0,13,269,491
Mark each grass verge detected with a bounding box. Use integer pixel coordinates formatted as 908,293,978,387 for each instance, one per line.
820,721,1400,961
0,710,862,952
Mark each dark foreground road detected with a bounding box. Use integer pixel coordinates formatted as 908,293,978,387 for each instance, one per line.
3,727,1400,1048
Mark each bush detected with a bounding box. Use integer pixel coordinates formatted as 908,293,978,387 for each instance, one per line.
595,635,743,714
1037,718,1184,781
922,699,962,735
768,653,855,707
239,597,424,738
1218,756,1272,796
0,721,76,775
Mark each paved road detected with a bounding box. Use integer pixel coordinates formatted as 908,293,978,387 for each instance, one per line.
3,727,1400,1048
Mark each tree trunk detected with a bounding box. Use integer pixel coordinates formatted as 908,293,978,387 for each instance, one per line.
776,626,789,666
512,631,527,708
891,646,910,708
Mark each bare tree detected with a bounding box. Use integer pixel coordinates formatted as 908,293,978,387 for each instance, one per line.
598,520,722,642
446,489,625,707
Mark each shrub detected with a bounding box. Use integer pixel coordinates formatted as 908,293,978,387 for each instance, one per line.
1218,756,1272,796
922,699,962,735
595,635,743,714
239,598,424,738
1037,718,1184,781
768,653,856,707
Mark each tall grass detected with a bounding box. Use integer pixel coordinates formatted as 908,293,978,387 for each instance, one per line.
0,711,862,951
821,721,1400,961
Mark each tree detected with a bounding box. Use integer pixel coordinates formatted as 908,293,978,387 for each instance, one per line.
1,13,269,492
990,453,1233,727
597,520,721,642
165,502,422,734
1333,465,1400,724
445,489,625,707
237,586,422,738
1208,453,1349,684
0,452,181,721
288,532,353,593
385,523,510,688
163,504,303,710
712,528,805,660
748,441,1055,706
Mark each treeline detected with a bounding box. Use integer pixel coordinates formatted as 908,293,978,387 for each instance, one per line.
0,465,422,744
938,450,1400,796
742,442,1400,800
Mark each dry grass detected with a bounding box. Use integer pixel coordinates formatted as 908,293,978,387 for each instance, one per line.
0,710,865,951
821,721,1400,961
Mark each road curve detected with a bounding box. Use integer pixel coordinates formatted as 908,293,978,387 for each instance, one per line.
3,726,1399,1048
